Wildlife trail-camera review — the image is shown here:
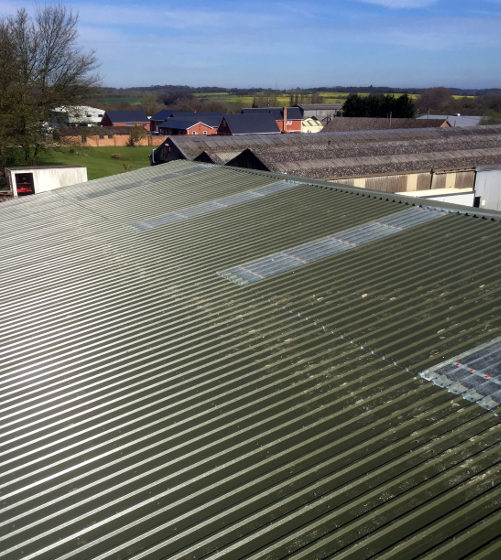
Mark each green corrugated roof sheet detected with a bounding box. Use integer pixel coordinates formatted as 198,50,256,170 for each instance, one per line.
1,161,500,559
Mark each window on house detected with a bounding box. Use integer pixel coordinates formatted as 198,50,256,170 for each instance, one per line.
99,134,104,139
81,136,87,143
203,131,208,135
192,131,197,135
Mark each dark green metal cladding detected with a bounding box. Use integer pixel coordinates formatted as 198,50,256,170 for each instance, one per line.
0,161,500,559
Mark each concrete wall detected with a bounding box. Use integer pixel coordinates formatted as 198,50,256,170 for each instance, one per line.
7,166,87,197
335,169,476,194
396,188,475,207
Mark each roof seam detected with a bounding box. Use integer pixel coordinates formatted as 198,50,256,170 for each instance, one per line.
253,293,500,413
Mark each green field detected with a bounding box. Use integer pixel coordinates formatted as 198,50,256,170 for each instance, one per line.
39,146,152,180
90,90,477,113
192,91,352,106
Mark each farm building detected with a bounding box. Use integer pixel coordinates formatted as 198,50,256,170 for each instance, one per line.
321,117,450,132
50,105,106,127
1,160,501,559
296,102,344,123
4,165,87,197
157,114,223,136
302,117,324,133
417,114,483,127
150,111,225,133
151,125,501,201
101,110,151,130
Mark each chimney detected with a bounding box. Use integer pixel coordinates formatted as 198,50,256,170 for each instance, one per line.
283,106,287,133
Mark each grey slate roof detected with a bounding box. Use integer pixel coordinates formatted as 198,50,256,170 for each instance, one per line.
242,107,303,120
151,110,225,122
158,116,221,131
220,113,281,134
103,110,149,124
1,161,501,559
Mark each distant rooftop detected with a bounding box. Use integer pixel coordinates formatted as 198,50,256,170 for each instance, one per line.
417,114,483,127
153,125,501,179
219,113,281,134
103,110,149,123
322,117,449,133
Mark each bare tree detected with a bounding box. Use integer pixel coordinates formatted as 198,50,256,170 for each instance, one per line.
0,6,99,166
141,92,163,116
418,87,455,114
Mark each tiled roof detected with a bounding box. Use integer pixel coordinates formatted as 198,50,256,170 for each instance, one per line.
103,110,149,123
220,113,281,134
1,161,501,559
242,107,303,120
158,116,222,130
151,110,225,122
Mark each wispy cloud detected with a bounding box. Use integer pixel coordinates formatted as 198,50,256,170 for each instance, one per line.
1,0,499,88
357,0,438,8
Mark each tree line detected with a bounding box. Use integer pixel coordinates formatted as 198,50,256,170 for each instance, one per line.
0,6,97,173
342,94,416,118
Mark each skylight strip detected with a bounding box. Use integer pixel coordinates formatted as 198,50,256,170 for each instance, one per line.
77,165,208,201
420,337,501,410
131,180,301,231
219,206,449,286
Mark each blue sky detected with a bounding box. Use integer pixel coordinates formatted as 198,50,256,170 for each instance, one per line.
2,0,501,88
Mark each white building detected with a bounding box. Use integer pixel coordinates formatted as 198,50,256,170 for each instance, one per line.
51,105,106,127
475,166,501,211
5,166,87,197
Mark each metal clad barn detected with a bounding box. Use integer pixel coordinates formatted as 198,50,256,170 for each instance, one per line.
151,126,501,194
1,161,501,559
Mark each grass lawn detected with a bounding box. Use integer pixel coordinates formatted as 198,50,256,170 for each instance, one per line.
38,146,153,180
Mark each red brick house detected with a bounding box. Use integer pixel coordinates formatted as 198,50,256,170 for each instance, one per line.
150,110,224,133
157,116,222,136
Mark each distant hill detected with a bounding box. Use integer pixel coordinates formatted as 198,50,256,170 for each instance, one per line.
92,85,501,97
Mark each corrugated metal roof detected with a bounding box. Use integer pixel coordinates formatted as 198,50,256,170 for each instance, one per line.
417,115,483,127
1,161,501,559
